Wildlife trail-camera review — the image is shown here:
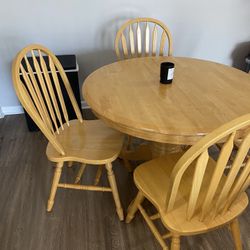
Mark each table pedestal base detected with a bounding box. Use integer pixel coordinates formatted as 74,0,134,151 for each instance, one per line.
150,142,184,158
121,141,186,171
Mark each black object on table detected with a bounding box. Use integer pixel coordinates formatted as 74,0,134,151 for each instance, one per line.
20,55,81,132
160,62,175,84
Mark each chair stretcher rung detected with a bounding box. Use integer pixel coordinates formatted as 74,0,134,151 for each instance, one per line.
150,213,160,220
58,183,112,192
138,204,169,249
162,233,172,239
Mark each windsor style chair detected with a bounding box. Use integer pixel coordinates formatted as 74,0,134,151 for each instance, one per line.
114,18,173,169
126,114,250,249
12,44,124,220
115,17,173,60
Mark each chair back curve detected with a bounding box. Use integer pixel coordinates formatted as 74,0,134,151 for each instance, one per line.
12,44,83,155
115,17,173,60
165,114,250,221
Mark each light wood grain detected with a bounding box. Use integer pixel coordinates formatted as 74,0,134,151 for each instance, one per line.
49,55,69,126
94,165,103,185
46,119,124,164
171,235,181,250
47,162,63,211
152,24,158,56
187,150,208,220
159,31,167,56
145,22,150,56
38,50,64,130
23,55,54,132
83,56,250,145
201,132,236,219
129,25,135,56
121,33,128,58
115,17,173,59
230,219,243,250
126,114,250,249
74,163,86,183
106,162,124,221
137,22,142,57
126,191,145,223
114,18,173,167
12,44,124,220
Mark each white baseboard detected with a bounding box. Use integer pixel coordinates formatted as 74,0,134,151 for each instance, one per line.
0,107,4,119
0,102,89,118
1,105,24,117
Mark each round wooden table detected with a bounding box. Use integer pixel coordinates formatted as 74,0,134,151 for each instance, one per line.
83,57,250,155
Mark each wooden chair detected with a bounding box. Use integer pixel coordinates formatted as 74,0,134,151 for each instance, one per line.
115,17,173,60
115,18,173,169
12,44,124,220
126,114,250,249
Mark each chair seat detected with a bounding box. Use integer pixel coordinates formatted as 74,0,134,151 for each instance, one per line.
46,119,124,164
134,153,249,235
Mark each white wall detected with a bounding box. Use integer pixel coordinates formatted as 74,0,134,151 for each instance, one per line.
0,0,250,111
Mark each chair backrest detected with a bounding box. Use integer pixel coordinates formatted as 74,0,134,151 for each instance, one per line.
12,44,83,155
115,17,173,60
165,114,250,221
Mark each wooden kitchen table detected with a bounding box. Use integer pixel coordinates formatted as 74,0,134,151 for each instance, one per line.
82,57,250,157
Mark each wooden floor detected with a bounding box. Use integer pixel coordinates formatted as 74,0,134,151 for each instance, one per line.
0,113,249,250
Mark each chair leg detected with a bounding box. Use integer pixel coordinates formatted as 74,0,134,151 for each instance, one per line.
229,219,242,250
47,162,63,212
94,165,103,185
105,162,124,221
126,191,145,223
171,234,180,250
74,163,86,184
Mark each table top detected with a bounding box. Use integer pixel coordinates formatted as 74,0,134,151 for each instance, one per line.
83,57,250,145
